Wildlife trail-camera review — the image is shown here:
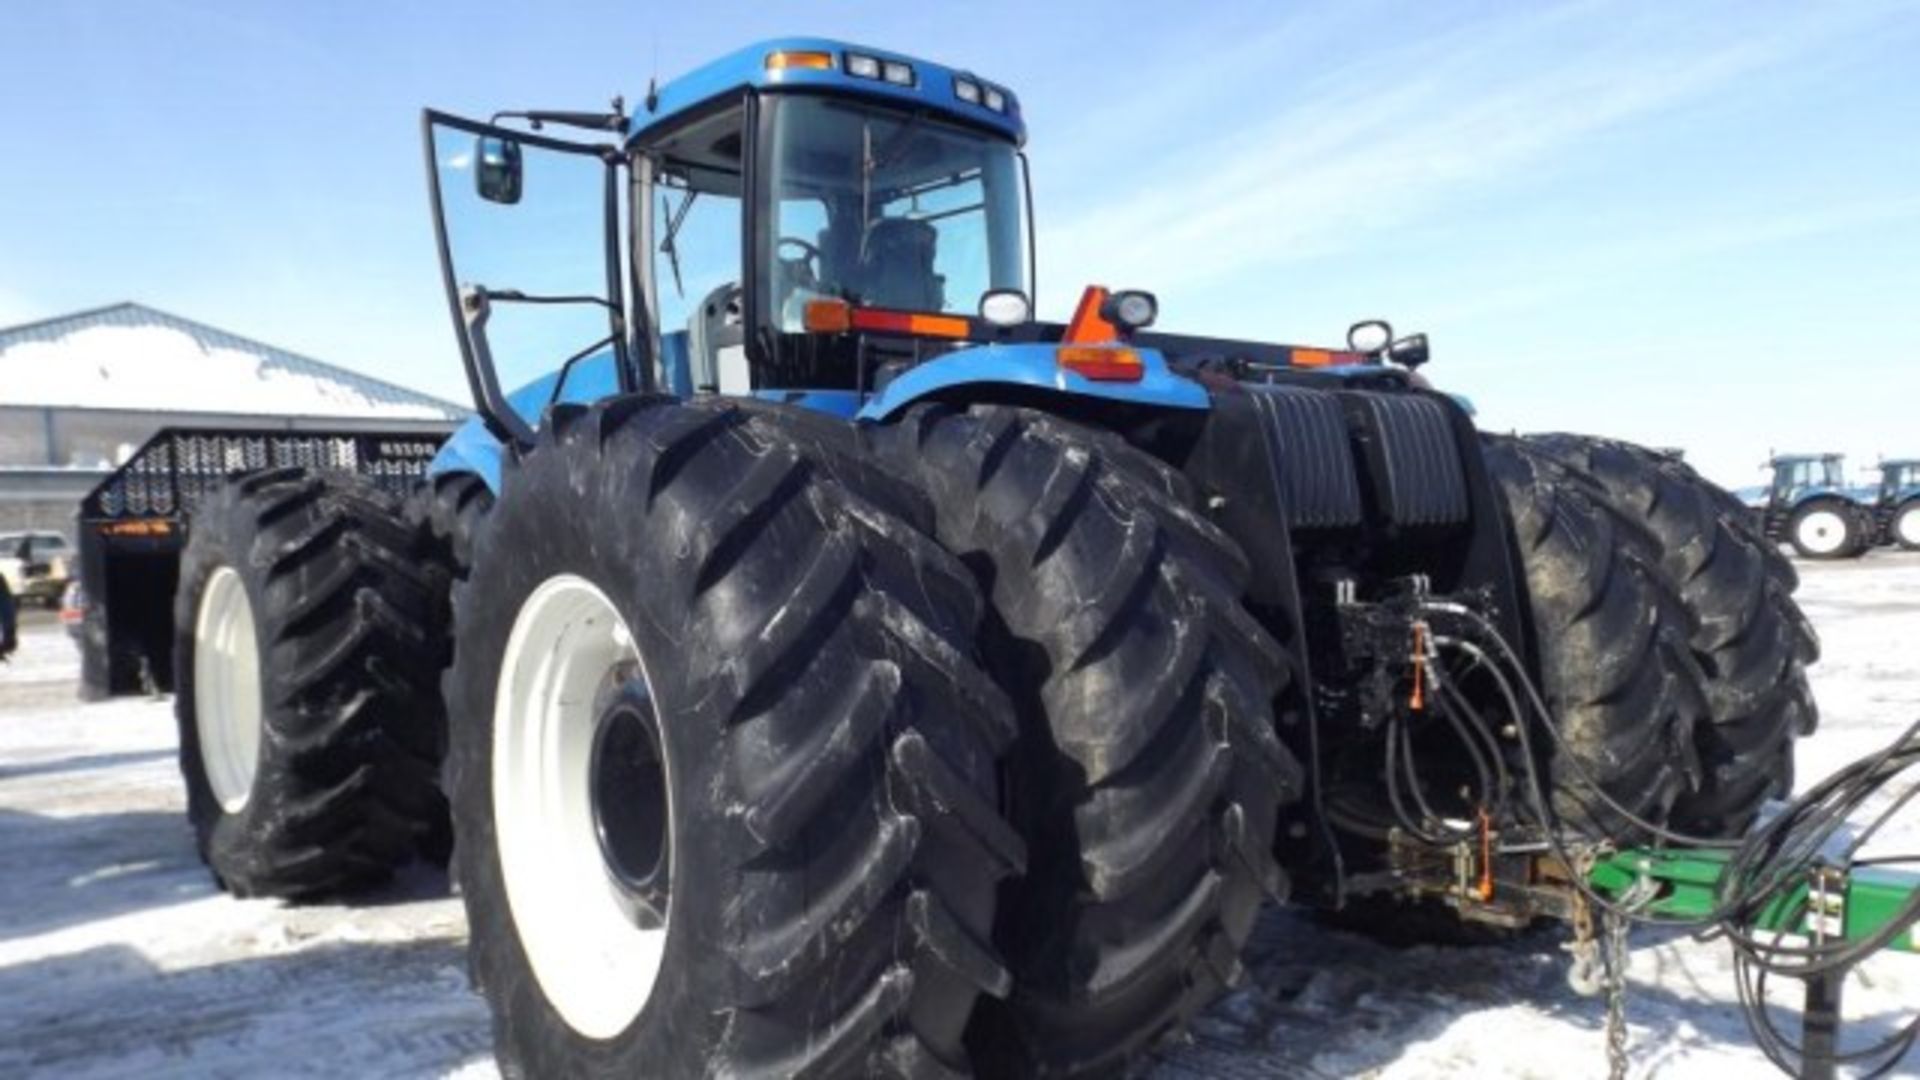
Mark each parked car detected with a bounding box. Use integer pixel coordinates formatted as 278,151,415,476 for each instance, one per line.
0,530,76,607
0,574,16,662
59,580,86,643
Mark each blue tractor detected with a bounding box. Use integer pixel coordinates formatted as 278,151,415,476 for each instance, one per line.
1748,452,1876,559
1871,458,1920,551
162,40,1821,1077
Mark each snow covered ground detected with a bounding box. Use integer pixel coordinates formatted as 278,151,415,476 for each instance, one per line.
1,555,1916,1079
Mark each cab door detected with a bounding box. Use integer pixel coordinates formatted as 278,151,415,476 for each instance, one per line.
423,111,635,446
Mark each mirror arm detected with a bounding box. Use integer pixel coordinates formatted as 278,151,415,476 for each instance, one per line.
489,106,628,135
546,333,620,412
481,288,618,312
459,286,538,449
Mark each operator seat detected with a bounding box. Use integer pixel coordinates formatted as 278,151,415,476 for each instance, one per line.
845,218,946,312
687,283,747,393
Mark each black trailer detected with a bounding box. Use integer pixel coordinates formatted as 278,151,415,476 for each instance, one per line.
75,426,450,699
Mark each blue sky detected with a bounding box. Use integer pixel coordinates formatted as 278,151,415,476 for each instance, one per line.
2,1,1916,485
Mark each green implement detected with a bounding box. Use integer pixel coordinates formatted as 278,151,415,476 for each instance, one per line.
1589,848,1919,954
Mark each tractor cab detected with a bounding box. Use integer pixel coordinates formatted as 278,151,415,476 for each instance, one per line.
1766,452,1847,508
424,37,1426,462
424,39,1034,446
1877,459,1920,505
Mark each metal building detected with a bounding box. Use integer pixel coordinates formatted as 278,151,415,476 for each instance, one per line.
0,302,465,539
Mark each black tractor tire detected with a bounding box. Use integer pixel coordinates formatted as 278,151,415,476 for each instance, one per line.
172,468,450,898
1527,435,1818,836
447,397,1021,1078
1786,499,1863,560
1895,501,1920,552
870,403,1302,1078
404,470,497,869
414,469,495,578
1482,437,1709,839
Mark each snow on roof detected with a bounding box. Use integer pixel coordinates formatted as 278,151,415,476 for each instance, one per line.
0,303,465,421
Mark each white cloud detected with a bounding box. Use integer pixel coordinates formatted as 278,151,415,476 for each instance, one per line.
1034,3,1908,306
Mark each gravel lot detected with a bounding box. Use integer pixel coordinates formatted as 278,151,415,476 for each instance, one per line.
3,555,1916,1079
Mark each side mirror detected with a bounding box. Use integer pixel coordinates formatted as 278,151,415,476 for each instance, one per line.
476,135,523,204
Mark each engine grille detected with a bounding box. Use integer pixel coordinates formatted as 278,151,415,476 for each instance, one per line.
1354,392,1470,527
1248,387,1365,529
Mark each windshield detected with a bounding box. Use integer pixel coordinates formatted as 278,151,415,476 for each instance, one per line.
758,95,1027,330
1780,459,1843,490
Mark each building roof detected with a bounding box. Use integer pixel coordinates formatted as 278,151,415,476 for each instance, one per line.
0,302,465,421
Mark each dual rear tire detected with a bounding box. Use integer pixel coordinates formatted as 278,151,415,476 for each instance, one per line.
1495,435,1817,840
869,404,1301,1077
173,468,449,898
448,398,1021,1076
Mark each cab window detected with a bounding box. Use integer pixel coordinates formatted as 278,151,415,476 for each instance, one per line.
645,104,747,393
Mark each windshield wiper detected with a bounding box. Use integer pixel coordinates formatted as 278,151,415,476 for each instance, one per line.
659,187,697,298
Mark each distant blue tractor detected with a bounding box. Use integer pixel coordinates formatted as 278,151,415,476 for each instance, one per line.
154,39,1822,1077
1747,452,1876,559
1871,458,1920,551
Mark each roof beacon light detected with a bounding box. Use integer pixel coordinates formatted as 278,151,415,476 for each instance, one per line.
954,77,982,105
765,50,834,72
882,60,916,86
844,53,882,79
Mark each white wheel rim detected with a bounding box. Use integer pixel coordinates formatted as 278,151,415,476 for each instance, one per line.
194,566,263,813
1899,508,1920,547
1795,509,1849,555
494,574,671,1040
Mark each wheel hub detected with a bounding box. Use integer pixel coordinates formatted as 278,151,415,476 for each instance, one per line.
1797,510,1847,555
590,673,671,929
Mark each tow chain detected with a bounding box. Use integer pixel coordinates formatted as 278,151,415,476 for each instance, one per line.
1565,850,1641,1079
1602,907,1631,1080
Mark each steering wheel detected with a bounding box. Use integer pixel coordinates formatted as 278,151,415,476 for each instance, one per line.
781,233,822,267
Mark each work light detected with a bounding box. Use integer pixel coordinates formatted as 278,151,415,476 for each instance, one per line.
980,289,1032,327
982,87,1007,112
844,53,882,79
954,77,982,104
1101,289,1158,332
882,61,915,86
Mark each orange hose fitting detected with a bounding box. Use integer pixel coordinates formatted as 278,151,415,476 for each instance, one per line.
1476,807,1495,902
1409,621,1427,711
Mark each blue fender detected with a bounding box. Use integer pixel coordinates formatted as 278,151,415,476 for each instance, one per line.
855,342,1208,422
434,344,1215,490
1791,485,1868,510
429,351,623,494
